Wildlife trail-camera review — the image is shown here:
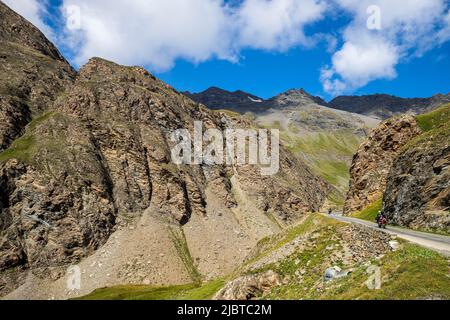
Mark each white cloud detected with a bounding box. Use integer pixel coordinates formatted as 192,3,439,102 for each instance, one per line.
236,0,327,50
3,0,53,38
322,0,450,95
321,38,398,96
7,0,449,94
60,0,328,70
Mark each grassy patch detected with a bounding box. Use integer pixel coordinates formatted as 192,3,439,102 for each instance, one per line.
350,197,383,222
0,134,36,163
27,111,55,131
282,130,362,203
327,189,346,208
314,160,350,186
317,244,450,300
404,116,450,153
248,215,449,300
0,112,56,163
169,227,202,284
241,214,341,273
416,104,450,132
261,219,345,299
77,279,225,300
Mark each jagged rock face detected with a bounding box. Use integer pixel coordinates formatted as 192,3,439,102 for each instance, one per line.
0,2,76,152
186,87,329,114
329,93,450,120
213,270,281,300
383,121,450,232
0,3,330,297
0,57,329,295
344,115,422,214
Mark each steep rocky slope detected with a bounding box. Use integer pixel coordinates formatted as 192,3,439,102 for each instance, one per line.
383,106,450,233
344,115,422,214
345,105,450,233
78,214,450,300
0,4,330,298
189,87,380,207
253,90,379,207
0,58,329,298
0,1,76,152
329,93,450,120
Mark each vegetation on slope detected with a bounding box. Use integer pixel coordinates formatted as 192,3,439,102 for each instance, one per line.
416,104,450,132
77,280,225,300
282,130,363,206
316,244,450,300
169,227,202,284
404,104,450,151
77,214,450,300
253,215,450,300
350,197,383,222
0,112,55,163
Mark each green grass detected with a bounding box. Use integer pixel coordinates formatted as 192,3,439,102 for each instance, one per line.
314,160,350,186
77,279,225,300
0,134,36,163
317,244,450,300
78,214,450,301
241,214,341,273
404,114,450,152
282,130,362,204
416,104,450,132
0,112,56,163
249,215,450,300
169,227,202,284
350,197,383,222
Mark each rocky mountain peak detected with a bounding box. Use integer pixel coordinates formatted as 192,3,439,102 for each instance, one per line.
0,1,76,152
0,1,66,62
268,88,328,108
184,87,265,113
0,7,331,296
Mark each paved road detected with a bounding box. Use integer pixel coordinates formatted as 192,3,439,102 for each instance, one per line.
325,214,450,257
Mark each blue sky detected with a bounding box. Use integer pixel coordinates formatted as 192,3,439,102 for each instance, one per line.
5,0,450,100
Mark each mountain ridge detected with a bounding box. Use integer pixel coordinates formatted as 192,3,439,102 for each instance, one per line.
0,2,330,298
186,87,450,120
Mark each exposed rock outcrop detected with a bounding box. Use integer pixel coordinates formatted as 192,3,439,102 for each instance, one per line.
0,9,330,297
383,119,450,233
189,86,380,206
0,2,76,152
213,270,281,300
344,114,422,214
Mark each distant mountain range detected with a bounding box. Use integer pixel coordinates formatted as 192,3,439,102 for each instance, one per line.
185,88,450,119
329,93,450,119
184,87,328,114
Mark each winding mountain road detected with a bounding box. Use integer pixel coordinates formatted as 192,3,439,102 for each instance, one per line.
325,214,450,257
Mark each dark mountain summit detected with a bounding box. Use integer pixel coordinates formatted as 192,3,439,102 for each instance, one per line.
329,93,450,119
187,87,449,121
185,87,329,113
184,87,267,113
265,89,329,109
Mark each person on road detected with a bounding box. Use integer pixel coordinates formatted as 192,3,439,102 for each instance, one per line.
376,211,388,228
